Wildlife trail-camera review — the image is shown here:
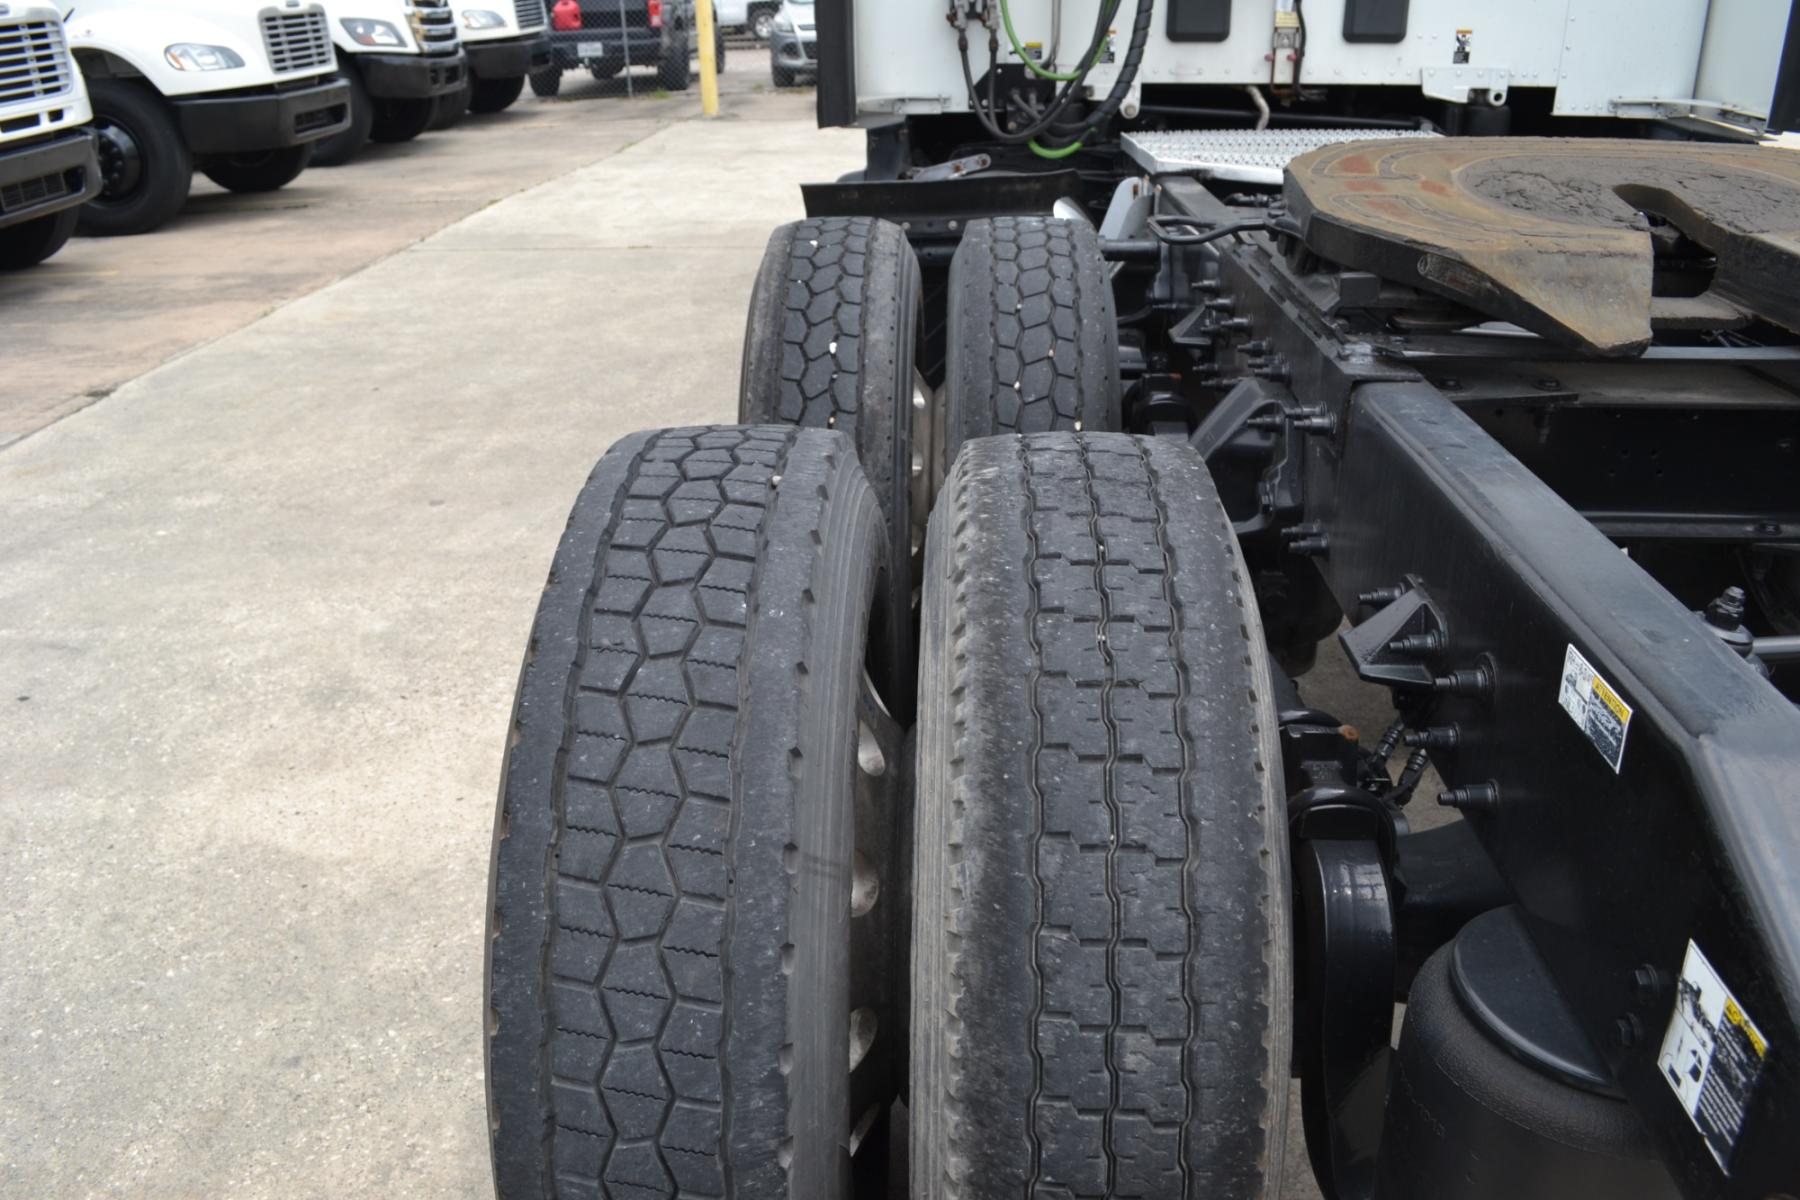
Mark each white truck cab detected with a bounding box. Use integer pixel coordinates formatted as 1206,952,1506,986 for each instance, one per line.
64,0,350,236
0,3,99,267
452,0,549,115
314,0,467,164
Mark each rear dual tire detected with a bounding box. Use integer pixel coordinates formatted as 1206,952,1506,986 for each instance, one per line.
944,216,1122,469
486,426,906,1199
911,432,1292,1199
739,215,924,719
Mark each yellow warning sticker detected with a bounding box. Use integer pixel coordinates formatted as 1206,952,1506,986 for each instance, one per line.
1557,644,1632,772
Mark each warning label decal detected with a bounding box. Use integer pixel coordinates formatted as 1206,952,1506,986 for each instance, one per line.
1658,940,1769,1172
1557,644,1631,772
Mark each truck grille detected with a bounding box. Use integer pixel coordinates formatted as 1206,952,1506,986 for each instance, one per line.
513,0,547,32
409,0,461,54
0,18,75,105
260,8,334,75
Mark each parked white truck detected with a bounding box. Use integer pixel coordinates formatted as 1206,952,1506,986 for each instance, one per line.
63,0,350,236
455,0,549,113
314,0,467,164
0,3,99,267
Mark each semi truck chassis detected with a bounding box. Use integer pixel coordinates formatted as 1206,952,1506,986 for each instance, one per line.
483,36,1800,1200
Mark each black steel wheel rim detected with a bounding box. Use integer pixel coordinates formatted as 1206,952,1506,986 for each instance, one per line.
93,119,144,205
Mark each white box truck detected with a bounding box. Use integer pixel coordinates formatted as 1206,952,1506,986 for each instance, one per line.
0,3,99,267
314,0,467,164
64,0,350,236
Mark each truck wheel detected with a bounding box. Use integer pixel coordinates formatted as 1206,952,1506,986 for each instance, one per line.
428,85,470,131
311,68,373,166
739,216,921,717
943,217,1121,472
911,432,1292,1199
529,67,562,96
658,35,692,90
0,207,79,270
750,4,775,39
77,78,192,237
199,145,314,194
469,75,525,113
772,61,795,88
487,425,907,1200
370,96,436,144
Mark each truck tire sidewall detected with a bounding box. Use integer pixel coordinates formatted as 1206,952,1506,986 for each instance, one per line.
738,216,923,717
468,74,525,113
369,96,436,144
751,5,774,39
427,85,470,130
485,426,895,1199
0,206,79,270
78,77,193,238
310,67,373,166
198,144,314,194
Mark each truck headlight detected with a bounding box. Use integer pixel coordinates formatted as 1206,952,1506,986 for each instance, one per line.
460,8,507,28
339,17,406,46
772,10,793,32
163,43,246,70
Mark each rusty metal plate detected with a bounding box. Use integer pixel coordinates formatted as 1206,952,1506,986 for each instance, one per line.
1284,138,1800,356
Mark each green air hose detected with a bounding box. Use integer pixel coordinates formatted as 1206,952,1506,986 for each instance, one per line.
1029,136,1085,159
1001,0,1111,83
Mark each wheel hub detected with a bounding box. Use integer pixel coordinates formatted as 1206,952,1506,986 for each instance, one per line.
94,120,144,203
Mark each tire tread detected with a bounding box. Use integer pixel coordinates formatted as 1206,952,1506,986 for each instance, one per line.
490,425,882,1200
912,432,1289,1199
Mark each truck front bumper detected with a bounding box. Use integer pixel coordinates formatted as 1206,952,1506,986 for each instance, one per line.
466,34,552,80
354,51,469,100
0,129,101,230
172,77,352,156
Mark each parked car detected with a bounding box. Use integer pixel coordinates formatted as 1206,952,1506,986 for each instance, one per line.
0,3,99,268
710,0,775,40
315,0,467,164
767,0,813,87
531,0,722,96
63,0,350,235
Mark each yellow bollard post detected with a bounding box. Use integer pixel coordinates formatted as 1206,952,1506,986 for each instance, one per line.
694,0,719,115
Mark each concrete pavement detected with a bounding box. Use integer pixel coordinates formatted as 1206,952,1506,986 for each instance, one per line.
0,55,1386,1198
1,67,861,1198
